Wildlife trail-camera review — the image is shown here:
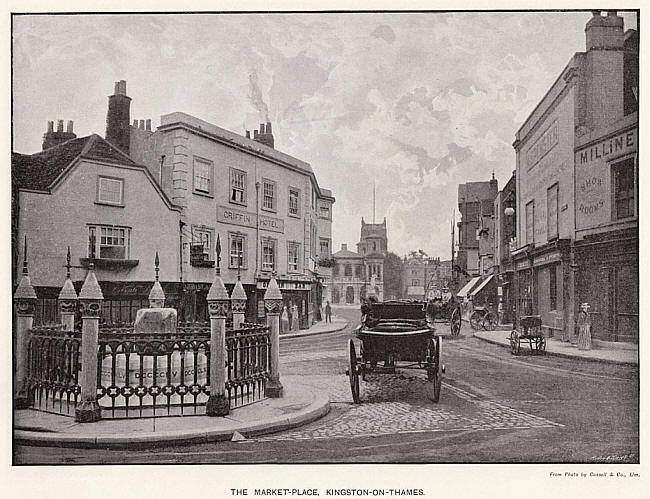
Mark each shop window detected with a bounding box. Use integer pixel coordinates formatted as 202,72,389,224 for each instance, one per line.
288,188,300,216
88,225,130,259
262,179,276,211
229,232,247,269
525,200,535,245
230,168,246,205
319,204,330,219
612,158,635,220
190,226,215,267
193,157,213,196
97,176,124,206
287,241,300,273
549,264,558,311
261,238,275,271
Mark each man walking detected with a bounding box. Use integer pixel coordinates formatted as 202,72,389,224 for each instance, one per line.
325,301,332,323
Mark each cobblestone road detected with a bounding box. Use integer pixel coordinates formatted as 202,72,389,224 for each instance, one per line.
250,370,562,442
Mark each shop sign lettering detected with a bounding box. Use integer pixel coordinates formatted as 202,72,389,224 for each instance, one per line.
217,206,284,233
527,121,559,169
577,129,636,165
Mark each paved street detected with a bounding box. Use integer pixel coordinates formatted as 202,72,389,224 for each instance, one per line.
14,307,638,464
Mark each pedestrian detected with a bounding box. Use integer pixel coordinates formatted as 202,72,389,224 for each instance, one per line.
325,300,332,323
577,303,592,351
281,305,290,334
291,303,299,331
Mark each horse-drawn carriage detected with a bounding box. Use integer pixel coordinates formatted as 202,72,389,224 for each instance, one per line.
346,299,445,404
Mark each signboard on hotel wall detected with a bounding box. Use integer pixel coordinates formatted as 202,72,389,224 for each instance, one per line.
575,127,636,230
217,205,284,233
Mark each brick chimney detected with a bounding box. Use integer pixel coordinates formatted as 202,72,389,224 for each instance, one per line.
254,121,275,148
42,119,76,150
341,243,348,251
586,11,624,51
105,80,132,155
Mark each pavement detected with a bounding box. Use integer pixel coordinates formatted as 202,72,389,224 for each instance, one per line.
14,316,348,449
473,327,638,365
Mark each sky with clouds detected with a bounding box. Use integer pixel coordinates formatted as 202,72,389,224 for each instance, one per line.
12,11,638,258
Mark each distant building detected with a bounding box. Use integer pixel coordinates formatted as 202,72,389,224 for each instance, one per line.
457,176,498,276
330,218,387,304
493,171,517,323
402,255,452,300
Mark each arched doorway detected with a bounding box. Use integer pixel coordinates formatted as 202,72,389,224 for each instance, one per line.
332,287,340,304
346,286,355,304
360,285,367,300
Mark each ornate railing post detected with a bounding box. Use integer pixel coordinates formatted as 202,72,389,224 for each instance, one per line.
75,264,103,423
264,273,284,398
231,277,247,330
206,236,230,416
149,251,165,308
14,237,37,409
59,247,78,332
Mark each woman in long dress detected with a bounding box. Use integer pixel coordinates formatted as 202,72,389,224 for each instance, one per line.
577,302,592,351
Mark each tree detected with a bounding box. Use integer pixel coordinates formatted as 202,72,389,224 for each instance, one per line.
383,251,404,300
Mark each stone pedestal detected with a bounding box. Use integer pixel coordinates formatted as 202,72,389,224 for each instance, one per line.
264,276,284,398
206,271,230,417
14,270,37,409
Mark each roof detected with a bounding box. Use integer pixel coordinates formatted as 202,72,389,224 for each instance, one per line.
332,248,363,259
458,181,498,203
12,134,137,191
364,252,385,259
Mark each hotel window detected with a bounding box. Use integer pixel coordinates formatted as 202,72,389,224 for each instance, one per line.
319,238,330,258
230,168,247,205
97,176,124,206
319,204,330,219
262,179,276,211
547,183,559,240
192,227,212,255
345,264,352,277
549,263,558,311
287,241,300,273
525,200,535,245
613,158,635,220
193,158,213,195
261,239,276,271
88,225,130,259
289,188,300,216
229,232,247,269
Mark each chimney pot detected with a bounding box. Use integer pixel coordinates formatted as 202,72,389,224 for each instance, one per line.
57,120,64,132
133,119,138,127
259,123,265,134
607,10,617,17
266,122,272,134
114,81,120,94
254,130,259,138
146,119,151,131
47,121,54,133
591,11,601,17
139,119,145,129
245,130,251,139
116,80,127,95
67,120,73,133
342,243,348,251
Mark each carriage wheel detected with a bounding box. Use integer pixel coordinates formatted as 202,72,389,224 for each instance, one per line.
450,308,461,337
348,339,361,404
482,312,497,331
360,342,366,380
425,338,442,403
510,329,520,355
469,311,482,330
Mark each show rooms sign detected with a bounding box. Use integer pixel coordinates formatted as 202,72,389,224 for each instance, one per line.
217,205,284,233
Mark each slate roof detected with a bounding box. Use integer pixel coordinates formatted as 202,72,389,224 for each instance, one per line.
12,134,137,191
457,181,498,203
332,248,363,259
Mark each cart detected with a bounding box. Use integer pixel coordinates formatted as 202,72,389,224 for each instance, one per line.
346,300,445,404
424,298,462,337
509,315,546,355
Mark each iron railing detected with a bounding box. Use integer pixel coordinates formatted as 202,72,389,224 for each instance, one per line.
226,324,271,408
26,325,81,415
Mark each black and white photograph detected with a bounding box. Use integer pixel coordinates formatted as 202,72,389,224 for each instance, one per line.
6,1,645,495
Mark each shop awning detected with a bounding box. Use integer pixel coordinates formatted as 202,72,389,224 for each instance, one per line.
469,274,495,297
456,276,481,298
